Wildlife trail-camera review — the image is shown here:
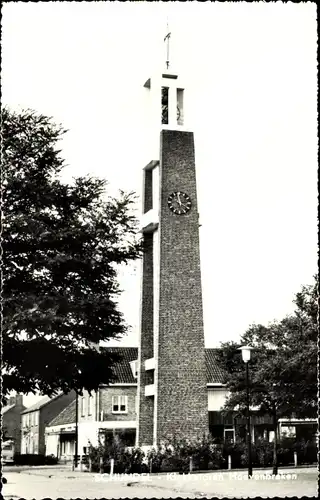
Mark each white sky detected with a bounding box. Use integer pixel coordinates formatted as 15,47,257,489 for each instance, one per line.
2,2,318,406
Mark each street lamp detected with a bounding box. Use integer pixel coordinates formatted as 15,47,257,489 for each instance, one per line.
74,368,82,470
238,345,253,479
74,392,79,469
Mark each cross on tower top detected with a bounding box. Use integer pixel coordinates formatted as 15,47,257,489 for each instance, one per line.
164,20,171,70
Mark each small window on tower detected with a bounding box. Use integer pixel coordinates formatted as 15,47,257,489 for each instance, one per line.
177,88,184,125
161,87,169,124
144,171,153,213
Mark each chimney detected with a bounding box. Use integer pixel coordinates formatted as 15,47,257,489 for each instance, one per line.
15,394,23,406
9,394,23,406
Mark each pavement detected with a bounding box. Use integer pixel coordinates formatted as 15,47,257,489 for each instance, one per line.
1,465,318,499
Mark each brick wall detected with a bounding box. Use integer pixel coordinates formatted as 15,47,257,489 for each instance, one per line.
3,404,25,453
156,130,209,444
39,391,76,455
138,230,155,446
99,386,136,422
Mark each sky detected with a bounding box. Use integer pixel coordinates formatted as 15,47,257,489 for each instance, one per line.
2,2,318,406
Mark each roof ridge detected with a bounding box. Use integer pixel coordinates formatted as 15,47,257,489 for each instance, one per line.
48,398,77,427
21,393,63,414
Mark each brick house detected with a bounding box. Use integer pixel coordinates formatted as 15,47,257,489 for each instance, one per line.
1,394,26,453
45,347,138,460
43,346,317,460
21,391,76,455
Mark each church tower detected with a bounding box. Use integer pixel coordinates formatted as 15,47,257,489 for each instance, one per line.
137,34,208,448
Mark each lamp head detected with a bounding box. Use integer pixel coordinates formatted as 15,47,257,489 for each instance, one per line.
238,345,253,363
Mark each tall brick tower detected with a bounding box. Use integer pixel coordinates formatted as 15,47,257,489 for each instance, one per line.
137,60,208,448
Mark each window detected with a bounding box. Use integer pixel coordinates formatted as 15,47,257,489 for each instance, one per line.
224,426,235,444
144,171,153,213
34,412,39,426
112,395,128,414
88,395,94,416
81,396,86,416
3,442,13,451
118,429,136,447
161,87,169,124
177,88,184,125
30,413,34,426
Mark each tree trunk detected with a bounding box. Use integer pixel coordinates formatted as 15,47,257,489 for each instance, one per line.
272,409,278,475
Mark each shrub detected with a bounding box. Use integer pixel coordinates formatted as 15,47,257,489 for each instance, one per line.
13,454,58,466
277,437,294,466
44,454,59,465
147,434,225,473
254,439,273,467
222,436,316,469
222,440,274,468
88,435,146,473
88,433,317,474
293,439,317,465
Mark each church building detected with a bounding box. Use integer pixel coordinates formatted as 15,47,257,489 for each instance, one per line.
137,46,209,449
43,32,317,462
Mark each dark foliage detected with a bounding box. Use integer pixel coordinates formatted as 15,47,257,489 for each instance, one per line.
2,108,142,398
13,453,58,466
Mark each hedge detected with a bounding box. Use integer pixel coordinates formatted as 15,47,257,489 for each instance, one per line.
88,434,317,474
13,454,58,466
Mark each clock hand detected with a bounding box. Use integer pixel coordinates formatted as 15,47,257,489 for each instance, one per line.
180,203,187,212
177,192,182,206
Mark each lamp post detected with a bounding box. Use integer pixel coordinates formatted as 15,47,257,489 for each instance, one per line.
238,345,253,479
74,392,79,469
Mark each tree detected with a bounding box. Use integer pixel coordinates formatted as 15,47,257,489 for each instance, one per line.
217,276,318,474
1,107,142,399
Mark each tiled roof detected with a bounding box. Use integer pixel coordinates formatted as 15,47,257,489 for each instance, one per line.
48,399,76,427
21,394,61,414
205,348,226,384
45,347,225,428
104,347,225,384
1,404,15,415
102,346,138,384
105,347,223,384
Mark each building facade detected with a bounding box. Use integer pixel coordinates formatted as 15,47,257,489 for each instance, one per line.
45,347,138,461
21,391,76,455
1,394,26,454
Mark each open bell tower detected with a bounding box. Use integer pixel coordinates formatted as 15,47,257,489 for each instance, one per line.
136,30,208,448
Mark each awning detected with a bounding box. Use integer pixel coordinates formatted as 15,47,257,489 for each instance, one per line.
209,411,274,426
235,414,273,425
59,429,76,435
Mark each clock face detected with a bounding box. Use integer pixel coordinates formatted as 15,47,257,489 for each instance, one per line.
168,191,192,215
